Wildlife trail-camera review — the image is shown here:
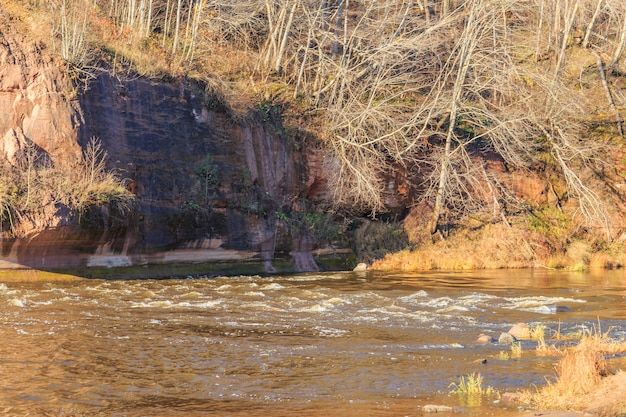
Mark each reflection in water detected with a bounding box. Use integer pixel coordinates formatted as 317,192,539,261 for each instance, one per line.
0,270,625,416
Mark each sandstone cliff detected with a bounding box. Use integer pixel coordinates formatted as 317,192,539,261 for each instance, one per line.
0,25,340,276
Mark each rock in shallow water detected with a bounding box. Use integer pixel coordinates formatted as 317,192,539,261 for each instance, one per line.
353,263,368,271
508,322,530,339
423,404,456,413
476,333,496,343
498,332,517,344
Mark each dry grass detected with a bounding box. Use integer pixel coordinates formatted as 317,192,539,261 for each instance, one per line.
529,323,547,341
1,138,133,238
371,213,626,272
498,342,523,361
522,331,626,414
371,222,537,271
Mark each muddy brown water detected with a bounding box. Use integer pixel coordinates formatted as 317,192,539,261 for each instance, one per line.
1,269,625,416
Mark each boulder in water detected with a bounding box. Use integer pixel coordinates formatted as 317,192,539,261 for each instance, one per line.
353,263,368,271
498,332,517,344
508,323,531,339
476,334,496,343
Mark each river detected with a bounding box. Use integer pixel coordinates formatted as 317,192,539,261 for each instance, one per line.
1,269,625,416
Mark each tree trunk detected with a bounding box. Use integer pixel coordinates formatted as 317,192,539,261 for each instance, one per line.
609,14,626,68
554,0,579,79
535,0,544,61
275,0,299,74
430,1,477,235
171,0,182,55
595,52,624,137
582,0,602,49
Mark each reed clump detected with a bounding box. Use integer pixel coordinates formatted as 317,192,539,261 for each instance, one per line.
498,342,523,361
449,372,498,397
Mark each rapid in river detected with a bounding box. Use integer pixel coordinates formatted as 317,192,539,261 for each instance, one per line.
1,269,626,416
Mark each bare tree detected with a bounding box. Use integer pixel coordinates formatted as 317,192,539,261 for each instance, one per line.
609,9,626,67
54,0,91,68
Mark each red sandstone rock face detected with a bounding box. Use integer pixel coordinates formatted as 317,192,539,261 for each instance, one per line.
0,28,82,168
0,26,84,245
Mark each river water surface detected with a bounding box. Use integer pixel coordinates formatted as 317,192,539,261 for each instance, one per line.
1,269,626,416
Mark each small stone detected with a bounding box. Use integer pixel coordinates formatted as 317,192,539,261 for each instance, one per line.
423,404,454,413
501,392,522,403
476,334,496,343
498,332,517,344
353,262,368,271
555,305,572,312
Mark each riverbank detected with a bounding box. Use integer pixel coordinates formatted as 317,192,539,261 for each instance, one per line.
0,270,82,282
370,220,626,272
0,251,353,281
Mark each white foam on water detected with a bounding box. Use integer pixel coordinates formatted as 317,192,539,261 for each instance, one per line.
260,283,285,291
422,297,453,308
324,297,350,306
8,298,26,307
458,293,499,301
43,288,68,295
244,291,266,297
179,291,203,299
419,343,465,349
177,300,223,309
314,326,349,337
403,311,436,322
386,304,409,313
216,284,233,291
398,290,429,303
436,305,470,313
240,302,285,312
131,300,174,308
357,307,405,317
456,293,498,309
296,304,328,313
521,305,556,314
502,296,586,312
